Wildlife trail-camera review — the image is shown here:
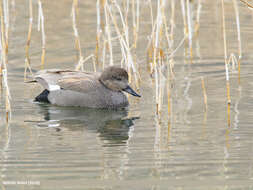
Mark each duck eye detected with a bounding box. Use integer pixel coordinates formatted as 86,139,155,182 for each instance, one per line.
113,76,122,81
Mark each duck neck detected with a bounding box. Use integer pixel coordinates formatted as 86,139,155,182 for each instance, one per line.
99,79,110,90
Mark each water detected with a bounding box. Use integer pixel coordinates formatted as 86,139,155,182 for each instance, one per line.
1,0,253,189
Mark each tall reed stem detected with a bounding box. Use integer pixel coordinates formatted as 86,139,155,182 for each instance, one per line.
0,0,11,122
38,0,45,68
24,0,33,80
232,0,242,84
221,0,231,127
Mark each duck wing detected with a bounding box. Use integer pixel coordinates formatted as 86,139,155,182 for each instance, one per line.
35,69,70,90
35,69,101,93
58,76,100,93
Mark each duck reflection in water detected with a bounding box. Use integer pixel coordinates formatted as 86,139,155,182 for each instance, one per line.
35,104,139,145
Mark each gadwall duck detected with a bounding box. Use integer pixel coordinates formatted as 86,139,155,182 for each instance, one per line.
33,66,141,108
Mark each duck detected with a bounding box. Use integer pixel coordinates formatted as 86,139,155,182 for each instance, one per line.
33,66,141,109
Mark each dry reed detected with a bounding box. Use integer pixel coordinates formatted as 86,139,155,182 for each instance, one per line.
221,0,231,127
221,0,231,104
38,0,46,69
0,0,11,122
24,0,33,80
95,0,102,65
232,0,242,84
104,1,113,66
71,0,84,71
106,1,140,88
240,0,253,9
186,0,193,58
201,77,208,111
195,0,202,35
38,0,46,68
180,0,188,36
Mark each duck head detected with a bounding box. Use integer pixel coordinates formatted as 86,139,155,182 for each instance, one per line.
99,66,141,97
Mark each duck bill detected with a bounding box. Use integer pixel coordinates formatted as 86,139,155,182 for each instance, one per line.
123,85,141,97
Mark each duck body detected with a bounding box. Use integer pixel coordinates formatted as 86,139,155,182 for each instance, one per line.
47,81,128,108
34,67,140,109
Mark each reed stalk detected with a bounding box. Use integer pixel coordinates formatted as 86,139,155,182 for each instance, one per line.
119,0,131,81
3,0,8,51
232,0,242,84
2,70,10,122
75,54,94,71
221,0,231,128
136,0,140,43
146,0,155,74
201,77,208,111
167,82,171,119
169,0,175,45
195,0,202,35
240,0,253,9
166,36,186,59
202,110,207,139
102,37,106,69
180,0,188,36
120,0,131,81
71,0,83,70
132,0,136,47
161,0,172,49
38,0,45,68
24,0,33,80
131,0,140,88
221,0,231,104
119,39,127,68
146,29,155,74
167,119,171,149
106,1,140,88
227,103,231,127
228,53,238,71
71,0,84,71
157,51,165,118
92,53,96,72
186,0,193,58
104,1,113,66
132,0,139,49
148,0,171,117
153,0,163,114
0,0,11,122
123,0,129,26
96,0,101,65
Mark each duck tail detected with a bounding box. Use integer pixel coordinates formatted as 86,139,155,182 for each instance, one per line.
34,89,50,103
25,79,37,83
